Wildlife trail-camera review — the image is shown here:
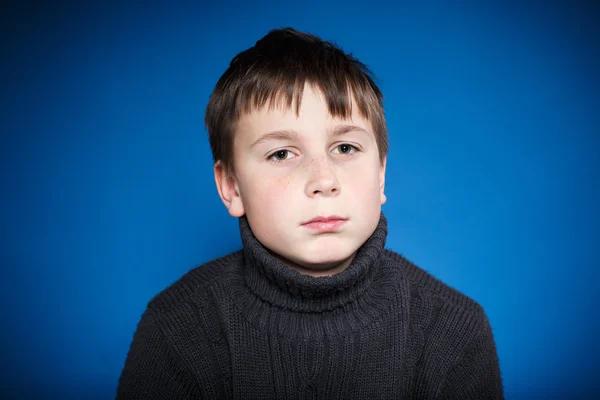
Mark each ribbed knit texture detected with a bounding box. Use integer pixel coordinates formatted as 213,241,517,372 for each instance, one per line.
117,214,504,399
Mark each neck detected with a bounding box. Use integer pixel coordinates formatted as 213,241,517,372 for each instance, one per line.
267,249,356,277
229,212,396,337
238,213,388,312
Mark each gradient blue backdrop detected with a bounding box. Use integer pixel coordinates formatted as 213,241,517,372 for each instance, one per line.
1,1,598,399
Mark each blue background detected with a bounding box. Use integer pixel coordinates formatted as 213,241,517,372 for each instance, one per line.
1,1,598,398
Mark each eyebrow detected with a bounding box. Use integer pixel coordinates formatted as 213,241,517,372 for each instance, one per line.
331,124,371,137
250,124,370,149
250,129,299,149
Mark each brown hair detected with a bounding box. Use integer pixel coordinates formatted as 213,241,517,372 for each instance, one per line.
204,27,388,175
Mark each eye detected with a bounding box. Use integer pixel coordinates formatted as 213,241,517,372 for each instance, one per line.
333,143,358,155
268,149,295,163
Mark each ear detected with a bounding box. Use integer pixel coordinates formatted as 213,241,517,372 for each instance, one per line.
214,161,245,217
379,157,387,205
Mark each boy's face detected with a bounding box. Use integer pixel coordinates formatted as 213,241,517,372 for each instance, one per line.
215,84,386,276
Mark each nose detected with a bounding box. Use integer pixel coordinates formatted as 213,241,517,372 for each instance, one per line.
304,157,341,198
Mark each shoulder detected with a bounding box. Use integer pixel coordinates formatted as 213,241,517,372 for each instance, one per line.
145,250,243,316
119,253,242,397
382,249,498,376
382,249,488,327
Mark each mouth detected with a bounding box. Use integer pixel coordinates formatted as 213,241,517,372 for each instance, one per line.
301,216,348,232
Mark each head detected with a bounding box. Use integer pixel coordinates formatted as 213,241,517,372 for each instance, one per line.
205,28,388,275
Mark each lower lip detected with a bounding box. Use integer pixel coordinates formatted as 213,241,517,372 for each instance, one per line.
302,219,348,232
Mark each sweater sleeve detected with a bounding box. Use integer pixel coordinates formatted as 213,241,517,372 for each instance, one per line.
116,308,203,400
439,314,504,400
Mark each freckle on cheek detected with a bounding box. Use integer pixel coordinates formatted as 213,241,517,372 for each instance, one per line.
285,175,294,187
265,175,295,191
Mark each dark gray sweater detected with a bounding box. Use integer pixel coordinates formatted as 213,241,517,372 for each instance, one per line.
117,214,504,399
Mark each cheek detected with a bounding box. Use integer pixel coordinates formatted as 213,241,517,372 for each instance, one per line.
343,162,381,192
245,174,297,210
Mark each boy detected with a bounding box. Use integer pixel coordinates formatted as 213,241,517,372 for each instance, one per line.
117,28,504,399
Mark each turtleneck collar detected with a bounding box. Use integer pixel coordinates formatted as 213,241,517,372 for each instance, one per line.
239,213,388,313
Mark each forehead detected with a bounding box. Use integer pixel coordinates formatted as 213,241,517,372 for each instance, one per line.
235,84,372,138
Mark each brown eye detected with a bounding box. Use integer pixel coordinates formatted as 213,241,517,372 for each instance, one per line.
339,144,351,153
334,144,357,155
268,150,294,163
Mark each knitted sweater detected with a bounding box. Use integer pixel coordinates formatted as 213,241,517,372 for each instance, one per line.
116,214,504,399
